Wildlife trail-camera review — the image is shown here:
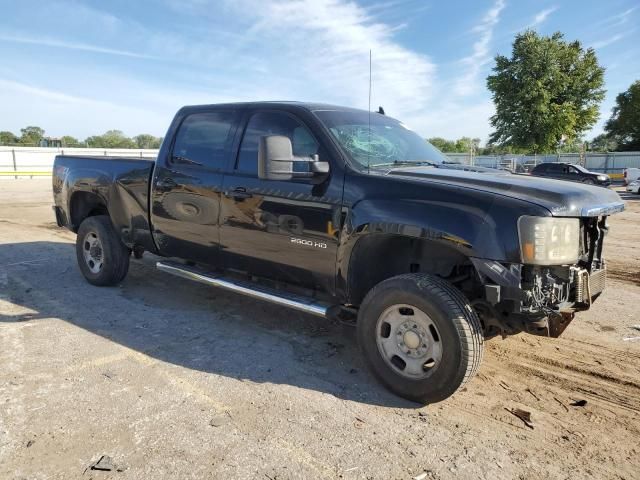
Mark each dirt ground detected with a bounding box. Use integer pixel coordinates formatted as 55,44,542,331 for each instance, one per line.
1,178,639,480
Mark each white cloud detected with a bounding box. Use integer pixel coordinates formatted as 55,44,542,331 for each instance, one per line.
591,33,625,49
531,6,557,27
454,0,506,96
0,34,158,59
600,6,638,27
227,0,436,115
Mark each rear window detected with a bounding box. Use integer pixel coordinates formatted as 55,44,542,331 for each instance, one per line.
171,111,237,169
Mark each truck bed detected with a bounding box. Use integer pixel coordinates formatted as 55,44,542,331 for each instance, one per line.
52,154,156,252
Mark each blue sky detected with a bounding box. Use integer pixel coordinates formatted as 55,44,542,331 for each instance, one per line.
0,0,638,143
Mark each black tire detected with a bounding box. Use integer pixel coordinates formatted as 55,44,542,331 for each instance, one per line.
76,215,130,286
583,178,595,185
357,273,483,404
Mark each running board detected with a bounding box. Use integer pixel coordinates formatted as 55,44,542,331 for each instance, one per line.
156,261,329,317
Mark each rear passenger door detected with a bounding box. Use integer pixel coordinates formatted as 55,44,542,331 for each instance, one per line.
219,109,344,294
151,109,239,266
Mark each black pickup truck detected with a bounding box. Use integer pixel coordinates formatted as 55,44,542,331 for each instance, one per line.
53,102,625,403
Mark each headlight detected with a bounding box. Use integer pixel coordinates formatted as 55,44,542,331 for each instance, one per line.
518,216,579,265
597,175,608,181
630,181,639,187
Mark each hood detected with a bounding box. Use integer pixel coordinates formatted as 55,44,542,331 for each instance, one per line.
387,166,625,217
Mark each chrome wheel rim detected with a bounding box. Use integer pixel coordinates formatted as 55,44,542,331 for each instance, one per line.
82,232,103,274
375,304,442,379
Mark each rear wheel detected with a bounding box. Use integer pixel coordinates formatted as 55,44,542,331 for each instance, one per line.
357,273,483,404
76,215,130,286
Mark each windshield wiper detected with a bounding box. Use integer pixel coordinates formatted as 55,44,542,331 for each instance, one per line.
372,160,439,168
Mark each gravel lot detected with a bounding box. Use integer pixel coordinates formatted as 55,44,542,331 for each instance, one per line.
1,179,639,480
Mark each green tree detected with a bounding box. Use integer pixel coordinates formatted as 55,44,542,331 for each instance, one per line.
86,130,136,149
589,133,617,152
487,31,605,152
0,131,18,145
604,80,640,151
428,137,456,152
133,134,162,149
454,137,481,153
19,126,45,145
61,135,82,147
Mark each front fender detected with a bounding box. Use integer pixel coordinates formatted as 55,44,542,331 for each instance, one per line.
335,192,548,301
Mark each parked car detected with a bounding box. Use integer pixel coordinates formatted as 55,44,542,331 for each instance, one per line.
52,102,625,404
626,180,640,194
530,162,611,186
624,167,640,185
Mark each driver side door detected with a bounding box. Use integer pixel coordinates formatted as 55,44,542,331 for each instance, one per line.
219,110,344,294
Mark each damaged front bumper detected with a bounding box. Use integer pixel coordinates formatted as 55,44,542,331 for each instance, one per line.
470,215,612,338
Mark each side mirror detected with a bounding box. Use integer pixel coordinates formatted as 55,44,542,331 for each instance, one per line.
258,135,329,181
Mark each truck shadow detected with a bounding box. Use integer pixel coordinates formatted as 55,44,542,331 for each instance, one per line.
0,240,415,408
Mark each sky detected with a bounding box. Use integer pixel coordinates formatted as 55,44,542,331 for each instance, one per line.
0,0,638,143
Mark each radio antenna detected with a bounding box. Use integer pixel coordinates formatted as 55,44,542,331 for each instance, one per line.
368,49,372,174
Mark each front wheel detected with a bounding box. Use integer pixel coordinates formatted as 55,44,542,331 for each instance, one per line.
76,215,130,286
357,273,484,404
583,178,595,185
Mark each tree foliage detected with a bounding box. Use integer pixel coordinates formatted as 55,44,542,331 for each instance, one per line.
428,137,481,153
0,131,18,145
61,135,82,147
588,133,618,152
133,134,163,149
20,126,45,145
487,31,605,152
86,130,137,149
0,126,163,148
604,80,640,151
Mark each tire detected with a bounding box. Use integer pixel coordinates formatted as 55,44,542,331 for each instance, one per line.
76,215,130,286
357,273,484,404
583,178,595,185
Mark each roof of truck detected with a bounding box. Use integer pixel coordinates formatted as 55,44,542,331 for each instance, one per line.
180,101,373,113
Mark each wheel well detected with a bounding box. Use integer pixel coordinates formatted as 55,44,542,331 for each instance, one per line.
347,234,477,305
69,191,108,232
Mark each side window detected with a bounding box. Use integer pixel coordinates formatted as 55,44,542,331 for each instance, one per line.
548,164,563,173
171,111,236,169
236,112,319,174
568,166,579,174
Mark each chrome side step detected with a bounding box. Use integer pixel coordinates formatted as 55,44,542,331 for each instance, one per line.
156,261,329,317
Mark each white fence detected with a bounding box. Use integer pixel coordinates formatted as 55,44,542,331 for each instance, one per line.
0,147,158,178
2,147,639,180
447,152,640,176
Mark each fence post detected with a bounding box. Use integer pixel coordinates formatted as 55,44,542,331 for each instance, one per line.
11,148,17,179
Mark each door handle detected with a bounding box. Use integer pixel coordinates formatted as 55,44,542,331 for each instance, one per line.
156,177,178,189
225,187,253,200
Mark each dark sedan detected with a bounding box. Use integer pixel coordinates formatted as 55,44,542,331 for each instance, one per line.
530,163,611,186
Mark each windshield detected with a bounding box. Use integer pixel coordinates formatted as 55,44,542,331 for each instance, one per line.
572,164,589,173
314,109,449,168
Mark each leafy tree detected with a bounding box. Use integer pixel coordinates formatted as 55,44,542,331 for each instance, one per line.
0,131,18,145
487,31,605,152
588,133,617,152
133,134,163,149
428,137,481,153
85,130,137,149
20,126,45,145
604,80,640,151
428,137,457,152
454,137,481,153
61,135,82,147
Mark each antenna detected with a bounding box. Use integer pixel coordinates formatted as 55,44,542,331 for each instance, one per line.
368,49,372,174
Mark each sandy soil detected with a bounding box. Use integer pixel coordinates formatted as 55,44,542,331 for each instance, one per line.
0,179,639,480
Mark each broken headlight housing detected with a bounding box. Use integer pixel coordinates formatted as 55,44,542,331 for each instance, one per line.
518,216,579,265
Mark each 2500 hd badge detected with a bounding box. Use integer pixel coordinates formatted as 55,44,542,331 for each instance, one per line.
290,237,328,249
